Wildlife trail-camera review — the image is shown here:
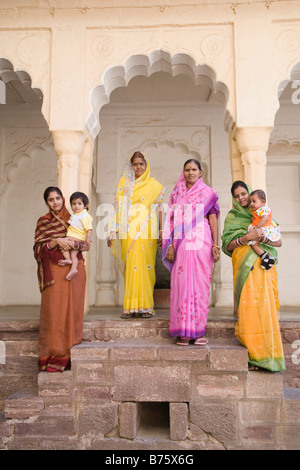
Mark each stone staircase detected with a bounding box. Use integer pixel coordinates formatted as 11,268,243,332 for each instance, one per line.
1,313,300,450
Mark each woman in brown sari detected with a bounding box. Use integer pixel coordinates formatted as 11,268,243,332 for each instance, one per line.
34,187,87,372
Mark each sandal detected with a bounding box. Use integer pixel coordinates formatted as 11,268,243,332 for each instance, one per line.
138,312,153,319
248,363,264,371
176,337,191,346
194,337,209,346
120,313,135,319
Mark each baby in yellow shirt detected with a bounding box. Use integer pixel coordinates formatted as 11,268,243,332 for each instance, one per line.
59,191,93,280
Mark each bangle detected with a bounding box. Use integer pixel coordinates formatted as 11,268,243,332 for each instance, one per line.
234,237,244,247
213,244,220,250
169,244,173,248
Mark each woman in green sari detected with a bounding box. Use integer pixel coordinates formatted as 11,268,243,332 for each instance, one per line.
222,181,285,372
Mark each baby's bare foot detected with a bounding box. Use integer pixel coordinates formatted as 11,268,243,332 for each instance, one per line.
58,259,72,266
66,269,78,280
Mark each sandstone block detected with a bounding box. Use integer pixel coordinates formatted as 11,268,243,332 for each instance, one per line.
111,345,157,361
0,412,12,438
281,425,300,450
78,403,118,437
240,424,277,445
190,401,238,447
193,373,245,398
4,388,44,419
14,416,75,438
71,343,109,361
158,346,208,362
38,371,74,399
76,385,112,401
209,345,248,371
239,399,281,424
75,362,110,384
113,364,191,402
169,402,188,441
246,371,284,398
283,387,300,424
119,402,140,439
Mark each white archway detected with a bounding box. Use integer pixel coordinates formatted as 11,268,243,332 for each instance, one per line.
86,50,233,140
91,51,233,308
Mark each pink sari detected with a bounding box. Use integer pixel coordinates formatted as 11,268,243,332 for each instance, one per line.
162,173,219,338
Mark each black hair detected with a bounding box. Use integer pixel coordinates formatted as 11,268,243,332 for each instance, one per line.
130,151,146,164
43,186,63,203
183,159,202,171
249,189,266,202
231,180,248,197
70,191,89,210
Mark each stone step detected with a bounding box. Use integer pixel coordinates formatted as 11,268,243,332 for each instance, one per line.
82,317,237,342
70,337,249,405
2,337,300,450
4,387,43,420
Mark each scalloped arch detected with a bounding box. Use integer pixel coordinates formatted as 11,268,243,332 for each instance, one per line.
86,50,231,140
0,57,43,103
1,139,54,196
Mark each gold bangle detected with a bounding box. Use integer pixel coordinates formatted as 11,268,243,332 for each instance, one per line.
169,244,173,248
213,244,220,250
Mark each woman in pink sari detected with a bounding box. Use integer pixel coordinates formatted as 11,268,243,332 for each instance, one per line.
162,160,220,345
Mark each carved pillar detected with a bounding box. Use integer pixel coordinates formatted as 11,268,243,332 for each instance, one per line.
51,130,86,208
79,137,94,199
79,137,94,312
229,126,244,183
234,127,273,192
52,130,91,313
95,192,117,306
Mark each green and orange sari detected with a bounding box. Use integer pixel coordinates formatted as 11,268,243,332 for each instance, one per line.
222,187,285,372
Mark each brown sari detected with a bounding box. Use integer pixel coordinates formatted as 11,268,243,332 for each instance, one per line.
34,203,86,372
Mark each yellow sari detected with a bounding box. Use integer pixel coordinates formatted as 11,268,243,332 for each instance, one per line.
222,189,285,371
110,155,164,316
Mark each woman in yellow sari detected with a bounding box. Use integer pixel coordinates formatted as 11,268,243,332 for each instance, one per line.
108,151,165,318
222,181,285,371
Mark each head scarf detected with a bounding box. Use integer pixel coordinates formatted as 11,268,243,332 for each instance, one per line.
34,198,71,292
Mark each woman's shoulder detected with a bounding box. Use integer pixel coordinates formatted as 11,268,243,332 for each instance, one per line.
35,213,54,230
150,177,164,190
203,183,218,197
37,213,51,223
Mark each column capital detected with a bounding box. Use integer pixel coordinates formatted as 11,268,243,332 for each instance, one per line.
51,130,86,157
233,126,273,192
234,126,273,154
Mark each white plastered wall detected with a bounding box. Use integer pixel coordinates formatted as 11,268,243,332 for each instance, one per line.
0,1,300,308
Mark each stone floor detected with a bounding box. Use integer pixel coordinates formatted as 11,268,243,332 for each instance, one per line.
0,304,299,321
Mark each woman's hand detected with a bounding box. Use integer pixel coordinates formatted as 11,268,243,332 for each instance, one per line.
212,246,220,263
56,237,76,251
246,227,263,242
166,244,175,263
107,232,116,248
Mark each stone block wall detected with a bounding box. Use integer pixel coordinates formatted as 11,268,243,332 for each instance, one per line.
1,338,300,450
